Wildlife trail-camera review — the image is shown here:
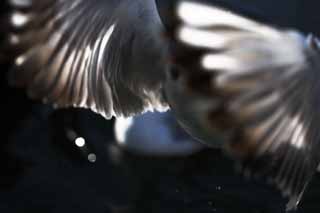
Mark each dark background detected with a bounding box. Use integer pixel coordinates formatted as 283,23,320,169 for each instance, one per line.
1,1,320,213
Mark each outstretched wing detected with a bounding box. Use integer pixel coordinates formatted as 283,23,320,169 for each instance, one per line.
166,1,320,210
1,0,168,118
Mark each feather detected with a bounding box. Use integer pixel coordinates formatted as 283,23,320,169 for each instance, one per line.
2,0,168,118
167,1,320,210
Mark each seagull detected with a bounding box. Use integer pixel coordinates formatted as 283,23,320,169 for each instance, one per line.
2,0,320,210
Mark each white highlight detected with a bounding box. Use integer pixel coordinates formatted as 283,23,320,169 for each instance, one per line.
15,55,26,66
177,1,279,38
177,1,253,27
178,26,226,49
289,116,305,149
11,12,29,28
114,117,134,144
98,24,115,64
201,54,239,71
75,137,86,147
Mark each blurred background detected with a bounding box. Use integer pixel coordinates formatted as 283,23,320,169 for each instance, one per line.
1,0,320,212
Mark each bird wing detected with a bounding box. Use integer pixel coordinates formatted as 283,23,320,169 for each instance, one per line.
166,1,320,210
2,0,168,118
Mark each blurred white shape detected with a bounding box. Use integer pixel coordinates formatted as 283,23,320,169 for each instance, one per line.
11,12,29,27
88,153,97,163
202,54,240,71
177,1,279,38
10,0,32,7
115,117,134,145
177,1,250,27
114,112,205,156
75,137,86,147
15,55,26,66
178,26,226,49
9,35,20,45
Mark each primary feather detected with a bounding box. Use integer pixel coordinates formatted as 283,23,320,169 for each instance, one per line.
164,1,320,210
3,0,168,118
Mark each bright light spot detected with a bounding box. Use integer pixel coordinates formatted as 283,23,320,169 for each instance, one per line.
15,55,26,66
88,153,97,163
177,2,279,38
114,117,134,145
75,137,86,147
11,12,29,27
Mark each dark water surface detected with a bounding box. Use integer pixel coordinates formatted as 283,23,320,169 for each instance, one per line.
1,106,320,213
1,1,320,213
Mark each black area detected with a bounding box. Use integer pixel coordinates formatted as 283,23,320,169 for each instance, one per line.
2,1,320,213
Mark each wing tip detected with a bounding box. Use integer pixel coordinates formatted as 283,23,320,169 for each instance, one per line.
233,148,315,211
